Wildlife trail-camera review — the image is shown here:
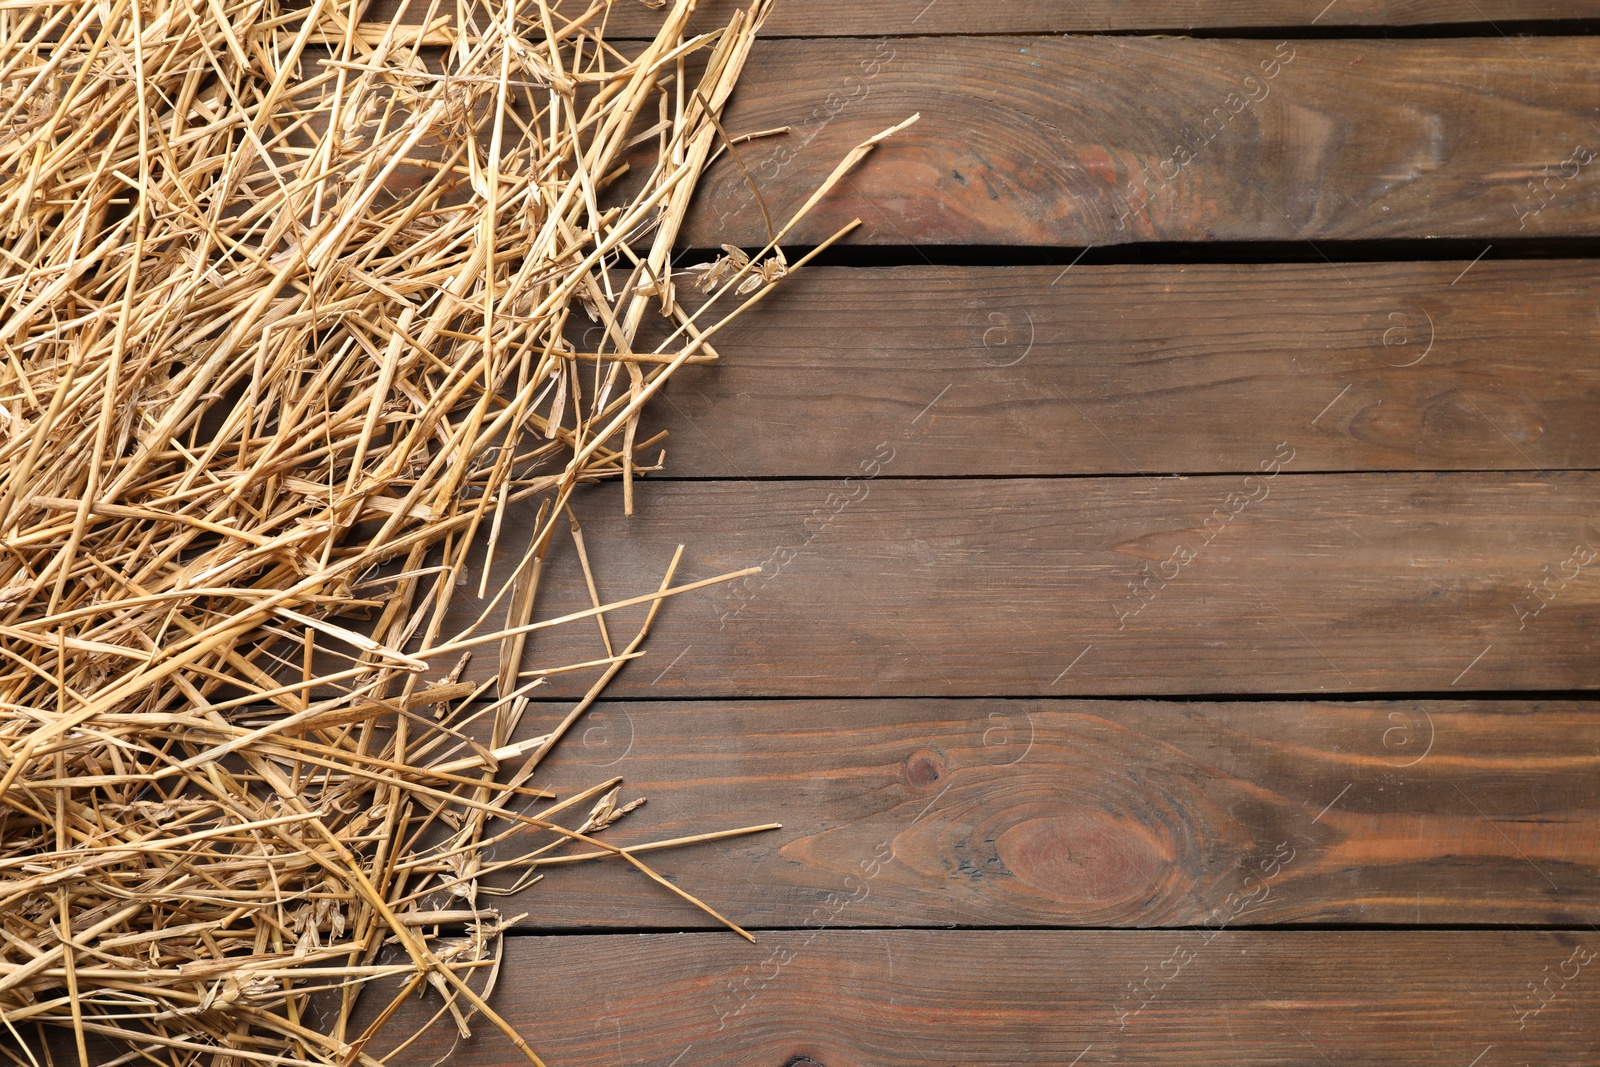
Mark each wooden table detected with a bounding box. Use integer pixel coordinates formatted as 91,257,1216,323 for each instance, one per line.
419,3,1600,1063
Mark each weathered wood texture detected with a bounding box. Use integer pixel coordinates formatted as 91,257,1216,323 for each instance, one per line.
670,36,1600,246
446,473,1600,697
422,931,1600,1066
676,1,1600,34
371,1,1600,35
647,261,1600,476
281,12,1600,1065
517,698,1600,929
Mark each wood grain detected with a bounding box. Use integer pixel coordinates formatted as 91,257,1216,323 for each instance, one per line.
415,930,1600,1066
514,698,1600,929
646,260,1600,476
668,36,1600,246
442,473,1600,698
368,1,1600,35
30,6,1598,1065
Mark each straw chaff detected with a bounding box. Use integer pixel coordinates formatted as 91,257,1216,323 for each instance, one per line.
0,0,913,1062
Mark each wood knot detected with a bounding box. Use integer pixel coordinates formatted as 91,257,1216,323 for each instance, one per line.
998,809,1171,909
904,749,945,790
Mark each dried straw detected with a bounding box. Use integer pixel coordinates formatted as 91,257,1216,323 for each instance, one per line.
0,0,913,1062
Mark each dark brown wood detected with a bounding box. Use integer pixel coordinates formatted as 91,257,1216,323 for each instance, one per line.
670,36,1600,246
0,11,1573,1067
421,931,1600,1066
516,698,1600,929
704,0,1600,35
647,260,1600,476
444,473,1600,698
276,12,1600,1062
368,1,1600,35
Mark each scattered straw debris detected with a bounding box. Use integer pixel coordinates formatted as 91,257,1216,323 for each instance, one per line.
0,0,913,1062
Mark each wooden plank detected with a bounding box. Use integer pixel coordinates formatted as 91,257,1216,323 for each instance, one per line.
368,1,1600,36
670,2,1600,34
441,473,1600,697
417,930,1600,1065
672,36,1600,246
647,260,1600,476
515,698,1600,929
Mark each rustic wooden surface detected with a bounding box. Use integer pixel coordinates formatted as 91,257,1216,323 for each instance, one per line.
689,1,1600,34
516,698,1600,928
671,36,1600,246
445,473,1600,697
375,1,1600,35
365,7,1600,1065
411,931,1600,1067
648,261,1600,476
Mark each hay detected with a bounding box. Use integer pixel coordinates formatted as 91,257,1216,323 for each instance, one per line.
0,0,912,1062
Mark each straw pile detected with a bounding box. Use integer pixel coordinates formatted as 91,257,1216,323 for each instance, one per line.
0,0,911,1062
